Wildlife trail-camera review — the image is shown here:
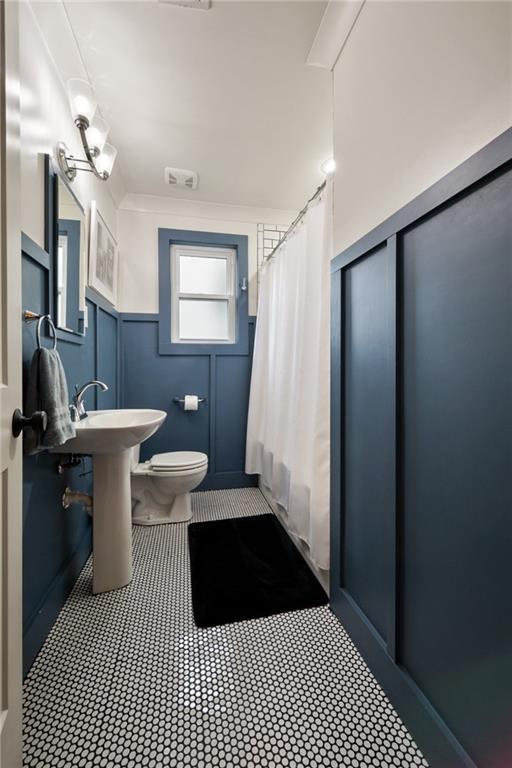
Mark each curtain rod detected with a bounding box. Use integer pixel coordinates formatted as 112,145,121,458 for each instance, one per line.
264,180,327,263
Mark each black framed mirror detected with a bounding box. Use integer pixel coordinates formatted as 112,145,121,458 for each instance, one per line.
45,154,86,340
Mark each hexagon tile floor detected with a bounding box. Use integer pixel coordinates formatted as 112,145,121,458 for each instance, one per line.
23,488,429,768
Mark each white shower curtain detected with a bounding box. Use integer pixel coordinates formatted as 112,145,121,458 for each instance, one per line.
246,181,332,570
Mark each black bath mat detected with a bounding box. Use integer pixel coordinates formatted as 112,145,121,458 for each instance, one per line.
188,514,328,627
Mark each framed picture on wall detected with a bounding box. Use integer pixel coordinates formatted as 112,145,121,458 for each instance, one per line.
88,201,118,305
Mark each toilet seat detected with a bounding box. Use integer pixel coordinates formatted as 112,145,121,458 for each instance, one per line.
149,451,208,473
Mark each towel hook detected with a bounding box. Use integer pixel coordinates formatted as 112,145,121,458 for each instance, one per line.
24,311,57,350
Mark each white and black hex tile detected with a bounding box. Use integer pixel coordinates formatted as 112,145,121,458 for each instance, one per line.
23,488,428,767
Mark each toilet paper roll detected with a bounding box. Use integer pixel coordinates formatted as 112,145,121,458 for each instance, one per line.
184,395,199,411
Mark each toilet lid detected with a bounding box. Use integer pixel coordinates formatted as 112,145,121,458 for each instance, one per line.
150,451,208,471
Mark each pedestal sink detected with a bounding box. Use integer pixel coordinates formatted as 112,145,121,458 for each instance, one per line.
56,409,166,594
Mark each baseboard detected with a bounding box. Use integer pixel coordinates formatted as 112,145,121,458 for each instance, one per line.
198,471,259,491
330,589,478,768
23,528,92,678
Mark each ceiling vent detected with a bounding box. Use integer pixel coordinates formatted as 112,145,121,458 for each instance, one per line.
158,0,211,9
165,167,199,190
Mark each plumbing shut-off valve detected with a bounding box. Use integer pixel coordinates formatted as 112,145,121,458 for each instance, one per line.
62,487,93,517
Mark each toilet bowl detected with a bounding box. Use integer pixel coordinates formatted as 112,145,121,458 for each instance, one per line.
131,446,208,525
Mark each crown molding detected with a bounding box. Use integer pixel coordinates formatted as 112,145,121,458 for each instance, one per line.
306,0,365,71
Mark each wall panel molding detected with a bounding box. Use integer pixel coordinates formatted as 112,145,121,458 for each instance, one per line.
330,129,512,768
22,234,121,675
121,313,257,491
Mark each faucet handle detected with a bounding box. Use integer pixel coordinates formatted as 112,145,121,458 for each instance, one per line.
69,404,79,423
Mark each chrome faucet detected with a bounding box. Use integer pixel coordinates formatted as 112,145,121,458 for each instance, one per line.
71,380,109,422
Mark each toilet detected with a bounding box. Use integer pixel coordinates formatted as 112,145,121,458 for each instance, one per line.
131,445,208,525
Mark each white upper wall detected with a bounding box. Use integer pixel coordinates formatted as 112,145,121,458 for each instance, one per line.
332,0,512,255
118,194,295,316
19,1,123,249
20,0,302,316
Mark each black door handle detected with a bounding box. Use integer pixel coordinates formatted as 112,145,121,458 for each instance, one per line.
12,409,48,438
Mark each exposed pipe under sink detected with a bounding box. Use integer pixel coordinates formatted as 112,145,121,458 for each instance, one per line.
62,487,93,516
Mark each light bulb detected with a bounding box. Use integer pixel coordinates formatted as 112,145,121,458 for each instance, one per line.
95,143,117,178
67,78,97,126
86,116,110,155
321,158,336,175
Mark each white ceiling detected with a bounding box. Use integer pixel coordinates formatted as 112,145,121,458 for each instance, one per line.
57,0,331,210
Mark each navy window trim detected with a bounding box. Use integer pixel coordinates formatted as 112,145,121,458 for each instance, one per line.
158,228,249,356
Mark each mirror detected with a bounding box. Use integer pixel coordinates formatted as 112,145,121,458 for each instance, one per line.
55,176,85,334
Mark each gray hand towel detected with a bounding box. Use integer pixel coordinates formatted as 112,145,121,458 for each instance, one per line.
24,348,76,455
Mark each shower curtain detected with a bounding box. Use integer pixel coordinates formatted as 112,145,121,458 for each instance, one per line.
245,181,331,571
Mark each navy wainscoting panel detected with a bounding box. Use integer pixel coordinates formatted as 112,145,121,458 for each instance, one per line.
22,237,120,677
215,355,253,474
122,318,210,458
97,307,119,410
331,128,512,768
401,167,512,768
343,243,395,644
121,315,257,490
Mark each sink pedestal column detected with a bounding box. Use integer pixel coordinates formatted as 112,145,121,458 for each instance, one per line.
92,449,133,594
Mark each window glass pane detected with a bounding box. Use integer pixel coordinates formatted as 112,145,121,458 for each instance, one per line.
180,255,228,295
179,299,229,340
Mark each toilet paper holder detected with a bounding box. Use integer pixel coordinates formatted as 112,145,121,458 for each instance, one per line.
173,396,207,408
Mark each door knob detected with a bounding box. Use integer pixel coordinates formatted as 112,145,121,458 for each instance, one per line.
12,409,48,438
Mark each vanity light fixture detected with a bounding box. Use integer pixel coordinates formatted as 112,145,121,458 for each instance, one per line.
321,158,336,175
57,78,118,182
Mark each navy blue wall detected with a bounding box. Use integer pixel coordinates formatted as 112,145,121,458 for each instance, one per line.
121,314,257,490
330,129,512,768
121,227,257,490
22,223,256,674
22,234,120,676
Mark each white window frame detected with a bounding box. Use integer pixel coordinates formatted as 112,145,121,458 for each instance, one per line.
170,243,237,344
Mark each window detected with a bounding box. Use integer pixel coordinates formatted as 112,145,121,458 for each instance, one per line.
158,229,248,356
171,244,237,343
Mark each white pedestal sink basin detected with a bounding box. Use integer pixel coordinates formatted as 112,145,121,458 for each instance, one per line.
56,409,166,594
